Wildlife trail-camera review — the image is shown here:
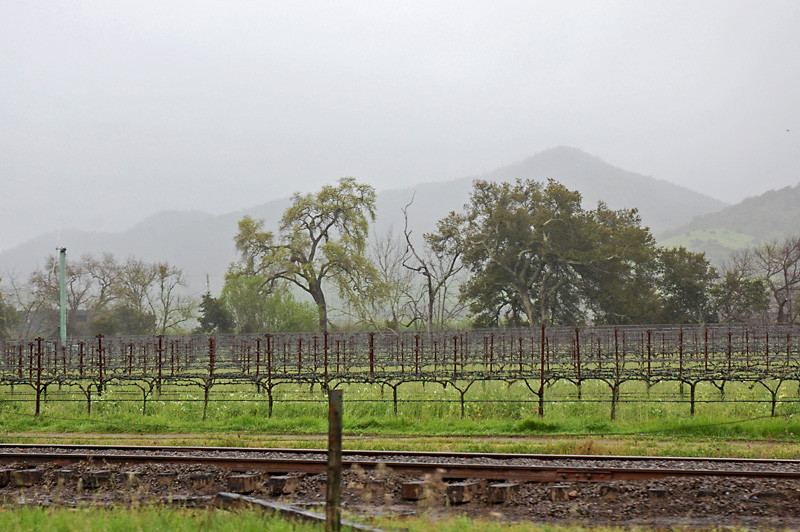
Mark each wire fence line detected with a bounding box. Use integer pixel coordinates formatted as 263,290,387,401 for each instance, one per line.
2,325,800,419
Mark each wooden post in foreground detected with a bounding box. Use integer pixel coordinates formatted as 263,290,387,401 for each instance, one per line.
326,389,343,532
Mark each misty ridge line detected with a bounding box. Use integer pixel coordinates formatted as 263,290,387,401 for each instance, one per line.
1,146,794,296
5,147,724,252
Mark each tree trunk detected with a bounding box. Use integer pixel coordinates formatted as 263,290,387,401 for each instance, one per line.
777,298,787,323
517,284,537,327
310,282,328,332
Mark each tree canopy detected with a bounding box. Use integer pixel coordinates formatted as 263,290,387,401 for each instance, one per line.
220,272,317,333
196,292,235,334
3,178,797,339
3,254,195,338
233,177,377,331
427,179,717,327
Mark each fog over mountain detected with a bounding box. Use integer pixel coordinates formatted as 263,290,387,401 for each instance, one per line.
2,3,799,256
0,148,728,294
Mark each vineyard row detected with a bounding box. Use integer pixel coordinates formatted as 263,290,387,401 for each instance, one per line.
2,325,800,419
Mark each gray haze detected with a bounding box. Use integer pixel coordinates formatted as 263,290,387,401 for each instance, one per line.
2,1,799,252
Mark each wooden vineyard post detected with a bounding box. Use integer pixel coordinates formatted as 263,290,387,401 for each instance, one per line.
575,328,582,400
453,336,458,376
489,333,494,373
266,334,273,385
699,328,705,372
727,331,733,375
766,332,771,373
128,344,134,376
679,329,684,389
326,389,343,532
414,334,420,375
539,324,545,418
255,337,261,380
35,337,42,417
647,330,652,382
266,334,274,417
369,332,375,378
157,335,163,394
298,338,303,376
97,335,104,396
17,344,23,380
746,329,750,370
324,332,329,384
203,337,215,422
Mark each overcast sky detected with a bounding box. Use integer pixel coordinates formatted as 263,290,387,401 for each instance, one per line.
2,0,798,252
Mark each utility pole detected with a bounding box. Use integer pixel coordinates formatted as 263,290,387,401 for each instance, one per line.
59,247,67,344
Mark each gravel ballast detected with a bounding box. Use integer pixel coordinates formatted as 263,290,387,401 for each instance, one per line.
1,447,800,530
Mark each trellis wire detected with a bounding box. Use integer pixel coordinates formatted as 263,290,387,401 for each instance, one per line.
2,325,799,420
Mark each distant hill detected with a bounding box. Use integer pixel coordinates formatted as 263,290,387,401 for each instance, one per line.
465,147,727,234
0,147,727,294
659,183,800,265
0,201,290,297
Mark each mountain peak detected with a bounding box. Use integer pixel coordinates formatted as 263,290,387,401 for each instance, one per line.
1,148,730,293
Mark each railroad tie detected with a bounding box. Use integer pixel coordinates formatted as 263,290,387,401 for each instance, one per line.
487,482,519,504
82,470,111,489
13,469,44,487
446,480,482,504
401,480,432,500
550,484,578,502
228,473,266,493
268,474,303,496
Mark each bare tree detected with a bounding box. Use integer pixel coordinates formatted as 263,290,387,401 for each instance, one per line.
151,262,196,335
116,258,196,335
341,226,421,332
85,253,121,314
2,271,54,339
402,198,465,333
714,248,770,323
752,236,800,323
374,228,424,331
27,254,97,335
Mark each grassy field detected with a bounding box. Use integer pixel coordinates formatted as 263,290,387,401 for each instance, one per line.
660,229,755,250
2,380,799,531
0,506,318,532
0,506,761,532
2,379,800,456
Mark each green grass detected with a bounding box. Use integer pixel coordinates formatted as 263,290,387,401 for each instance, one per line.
660,229,755,250
0,506,323,532
2,379,800,457
3,376,798,531
0,506,754,532
376,515,757,532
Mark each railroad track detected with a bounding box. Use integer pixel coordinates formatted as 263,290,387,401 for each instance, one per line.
3,444,800,529
1,443,799,483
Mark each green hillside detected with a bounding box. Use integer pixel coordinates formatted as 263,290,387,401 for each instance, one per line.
658,183,800,265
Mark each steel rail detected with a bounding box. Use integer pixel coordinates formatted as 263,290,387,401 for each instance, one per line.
1,443,799,467
2,446,800,483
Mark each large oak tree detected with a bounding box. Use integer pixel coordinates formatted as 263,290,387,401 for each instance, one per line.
430,178,708,327
233,177,376,332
